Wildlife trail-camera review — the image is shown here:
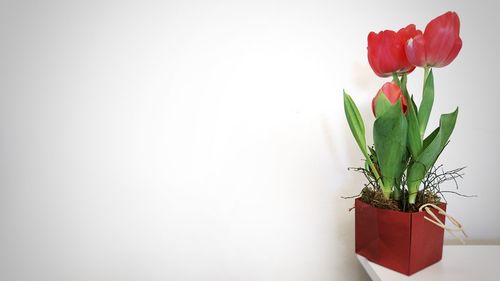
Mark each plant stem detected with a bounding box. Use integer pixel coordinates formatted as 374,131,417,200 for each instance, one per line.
363,152,385,193
392,73,401,86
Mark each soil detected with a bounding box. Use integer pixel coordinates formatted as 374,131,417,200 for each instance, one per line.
359,188,442,212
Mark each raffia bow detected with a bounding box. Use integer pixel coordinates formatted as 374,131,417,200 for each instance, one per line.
419,203,468,244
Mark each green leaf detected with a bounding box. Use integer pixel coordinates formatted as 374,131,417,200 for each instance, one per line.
436,108,459,147
343,91,367,156
407,108,459,203
411,95,418,116
418,68,434,137
368,146,378,164
373,98,408,198
407,112,422,158
344,90,383,186
422,108,459,168
400,74,422,159
423,127,439,149
374,90,393,117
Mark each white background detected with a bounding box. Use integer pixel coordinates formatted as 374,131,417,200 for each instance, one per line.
1,0,499,280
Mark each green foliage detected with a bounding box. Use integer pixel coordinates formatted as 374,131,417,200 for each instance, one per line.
343,91,382,185
373,98,408,198
344,70,459,205
407,108,458,203
343,91,367,157
400,74,422,158
418,68,435,137
374,90,393,117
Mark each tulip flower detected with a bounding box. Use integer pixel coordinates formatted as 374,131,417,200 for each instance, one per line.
368,24,420,77
405,11,462,68
372,82,407,117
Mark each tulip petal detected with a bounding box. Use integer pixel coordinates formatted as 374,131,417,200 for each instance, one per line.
375,31,400,76
405,34,426,67
367,32,386,77
424,11,461,67
441,37,462,67
396,24,421,73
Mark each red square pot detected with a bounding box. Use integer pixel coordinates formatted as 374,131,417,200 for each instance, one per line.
355,198,446,275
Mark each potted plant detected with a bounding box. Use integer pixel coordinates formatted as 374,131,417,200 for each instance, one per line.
343,11,465,275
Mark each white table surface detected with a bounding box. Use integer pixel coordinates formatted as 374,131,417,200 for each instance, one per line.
357,245,500,281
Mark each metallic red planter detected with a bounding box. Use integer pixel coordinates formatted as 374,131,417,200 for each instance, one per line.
355,198,446,275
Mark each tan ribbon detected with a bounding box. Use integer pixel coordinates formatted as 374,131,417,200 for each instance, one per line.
419,203,468,244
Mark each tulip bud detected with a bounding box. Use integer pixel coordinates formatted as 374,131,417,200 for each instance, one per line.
405,11,462,68
372,82,408,117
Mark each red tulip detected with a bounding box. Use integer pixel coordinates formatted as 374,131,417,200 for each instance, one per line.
372,82,407,116
368,24,421,77
405,11,462,68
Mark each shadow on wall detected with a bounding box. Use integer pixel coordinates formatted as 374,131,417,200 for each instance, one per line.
320,113,371,281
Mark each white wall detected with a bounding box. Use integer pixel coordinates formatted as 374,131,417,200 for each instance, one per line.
1,0,499,280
